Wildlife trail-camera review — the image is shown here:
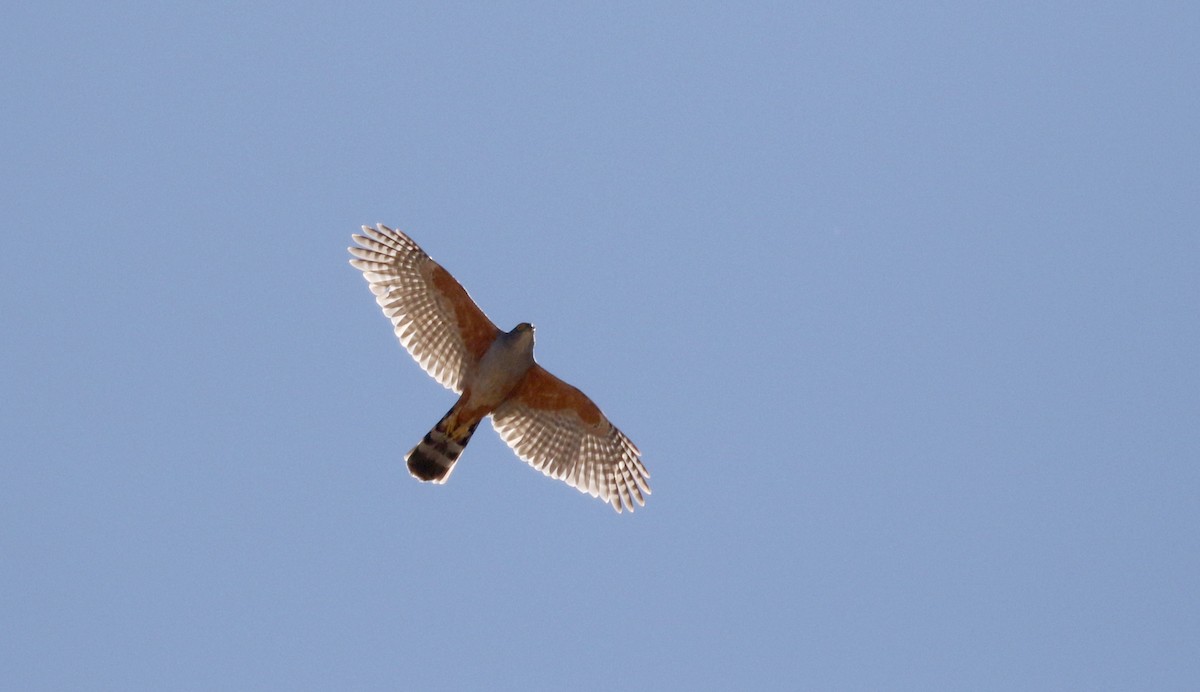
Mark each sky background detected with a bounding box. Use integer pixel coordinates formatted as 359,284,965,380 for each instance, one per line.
3,2,1198,690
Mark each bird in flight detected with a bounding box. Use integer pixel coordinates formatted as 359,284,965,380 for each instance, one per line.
348,224,650,512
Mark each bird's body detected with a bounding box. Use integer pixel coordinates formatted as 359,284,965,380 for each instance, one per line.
348,225,650,512
407,323,534,483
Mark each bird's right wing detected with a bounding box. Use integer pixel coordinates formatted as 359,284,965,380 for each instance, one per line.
348,224,500,392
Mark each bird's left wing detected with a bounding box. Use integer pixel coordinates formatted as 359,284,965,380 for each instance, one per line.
492,365,650,513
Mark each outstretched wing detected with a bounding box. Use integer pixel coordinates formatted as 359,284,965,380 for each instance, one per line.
492,365,650,513
348,224,500,392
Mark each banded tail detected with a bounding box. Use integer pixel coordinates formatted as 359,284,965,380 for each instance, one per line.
406,407,480,483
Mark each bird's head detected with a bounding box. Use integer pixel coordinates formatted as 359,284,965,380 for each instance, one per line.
511,321,535,345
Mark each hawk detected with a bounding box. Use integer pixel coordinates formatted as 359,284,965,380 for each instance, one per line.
348,224,650,512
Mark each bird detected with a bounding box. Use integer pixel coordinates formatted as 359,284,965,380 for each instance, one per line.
347,224,650,512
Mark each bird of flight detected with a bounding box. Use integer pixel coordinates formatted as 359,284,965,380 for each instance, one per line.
348,224,650,512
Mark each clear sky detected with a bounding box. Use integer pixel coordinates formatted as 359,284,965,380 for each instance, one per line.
3,2,1197,690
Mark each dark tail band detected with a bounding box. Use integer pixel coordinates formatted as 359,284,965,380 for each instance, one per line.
405,410,478,483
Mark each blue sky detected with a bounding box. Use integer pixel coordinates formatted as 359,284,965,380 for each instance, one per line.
3,2,1197,689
